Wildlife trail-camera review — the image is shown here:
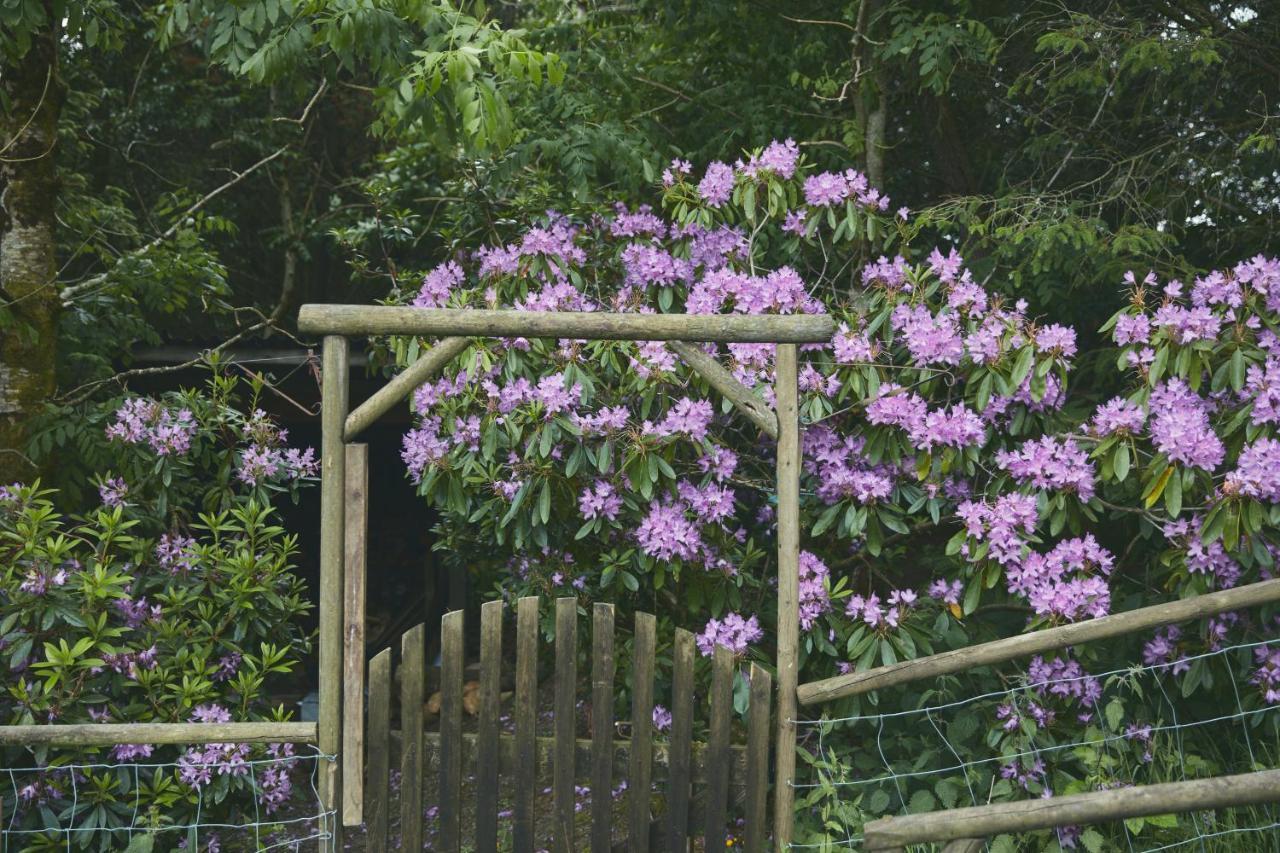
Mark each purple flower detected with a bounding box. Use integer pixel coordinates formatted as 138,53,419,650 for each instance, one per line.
652,705,672,731
579,481,622,521
695,612,763,656
1148,379,1223,470
803,171,849,206
98,477,128,508
797,551,832,630
1089,397,1146,436
1035,324,1077,358
997,436,1096,501
697,161,735,207
413,260,464,309
635,500,703,562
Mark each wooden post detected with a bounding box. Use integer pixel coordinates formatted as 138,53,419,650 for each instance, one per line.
400,623,426,852
744,662,772,853
342,443,368,827
628,611,657,853
704,645,734,849
554,597,578,853
440,609,465,852
773,342,801,850
366,648,391,853
476,599,504,852
590,603,616,853
666,628,695,852
0,722,315,746
514,596,539,852
319,335,348,847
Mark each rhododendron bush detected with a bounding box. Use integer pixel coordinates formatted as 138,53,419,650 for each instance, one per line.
1,372,316,849
392,142,1279,842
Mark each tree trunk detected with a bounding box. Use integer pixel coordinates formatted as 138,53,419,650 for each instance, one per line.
0,10,63,482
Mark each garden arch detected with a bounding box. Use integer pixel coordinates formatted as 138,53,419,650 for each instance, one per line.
296,304,837,849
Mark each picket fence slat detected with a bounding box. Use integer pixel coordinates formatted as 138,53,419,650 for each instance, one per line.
554,597,578,853
666,627,695,851
400,623,426,851
744,661,772,853
372,599,760,853
514,596,539,852
590,602,616,853
476,599,504,852
705,645,734,848
365,647,391,853
440,609,465,852
628,611,656,853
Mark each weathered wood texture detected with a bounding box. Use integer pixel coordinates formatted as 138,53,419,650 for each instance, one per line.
773,342,801,849
393,599,762,852
744,663,772,853
704,645,733,849
554,597,578,853
628,611,656,853
0,722,315,746
400,623,426,852
863,769,1280,849
799,577,1280,706
297,305,836,343
440,609,465,852
318,335,349,843
476,599,503,852
591,603,616,853
514,596,539,852
669,340,778,438
666,627,695,852
366,648,391,853
343,337,471,440
341,443,368,826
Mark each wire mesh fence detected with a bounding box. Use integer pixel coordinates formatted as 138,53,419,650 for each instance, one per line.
2,746,335,852
791,638,1280,852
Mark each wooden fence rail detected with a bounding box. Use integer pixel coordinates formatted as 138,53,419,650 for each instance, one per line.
360,597,773,853
862,768,1280,851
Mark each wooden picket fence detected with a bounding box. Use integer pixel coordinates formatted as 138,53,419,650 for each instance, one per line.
357,596,773,852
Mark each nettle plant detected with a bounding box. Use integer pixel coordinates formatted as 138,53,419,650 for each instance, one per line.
392,142,1279,838
1,371,316,850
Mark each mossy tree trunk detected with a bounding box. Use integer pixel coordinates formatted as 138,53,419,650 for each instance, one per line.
0,7,63,482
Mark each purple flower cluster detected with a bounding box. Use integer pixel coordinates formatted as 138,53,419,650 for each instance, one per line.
1148,379,1224,470
1008,535,1114,621
797,551,832,630
579,480,622,521
865,387,984,453
1143,626,1189,673
996,436,1096,500
414,260,464,308
1225,437,1280,501
1251,646,1280,704
106,398,196,456
1089,397,1146,436
802,169,888,210
697,161,735,207
646,397,714,443
177,704,251,788
803,425,894,505
737,138,800,180
845,588,916,630
956,492,1039,565
695,612,762,656
156,532,198,575
98,477,128,507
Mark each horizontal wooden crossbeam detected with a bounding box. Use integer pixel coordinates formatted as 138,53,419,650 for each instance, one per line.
798,577,1280,706
863,768,1280,850
0,722,317,747
297,305,836,343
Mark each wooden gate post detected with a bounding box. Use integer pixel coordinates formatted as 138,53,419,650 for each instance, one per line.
319,335,349,849
773,342,801,850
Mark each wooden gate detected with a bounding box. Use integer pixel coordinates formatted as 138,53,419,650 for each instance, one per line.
357,597,772,852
